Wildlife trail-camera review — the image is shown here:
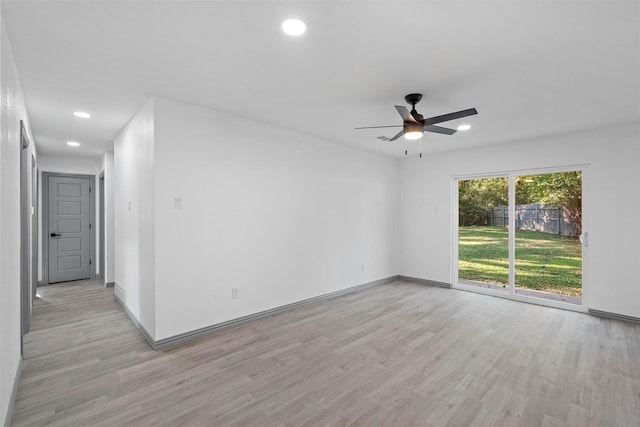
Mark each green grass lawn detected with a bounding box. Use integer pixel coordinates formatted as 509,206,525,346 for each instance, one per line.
458,226,582,296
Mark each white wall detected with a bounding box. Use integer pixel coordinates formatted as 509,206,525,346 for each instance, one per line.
114,99,156,338
399,123,640,318
37,155,102,176
153,98,399,339
115,97,399,341
102,151,115,284
0,17,36,426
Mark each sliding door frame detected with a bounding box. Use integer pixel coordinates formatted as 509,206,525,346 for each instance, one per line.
451,164,589,313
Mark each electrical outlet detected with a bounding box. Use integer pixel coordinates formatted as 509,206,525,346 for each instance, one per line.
231,288,239,299
174,197,182,209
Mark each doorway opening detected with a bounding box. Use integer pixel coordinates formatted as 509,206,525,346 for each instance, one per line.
42,172,95,285
20,121,34,349
455,168,585,310
99,172,105,285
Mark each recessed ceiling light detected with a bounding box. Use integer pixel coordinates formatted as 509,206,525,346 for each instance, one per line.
66,141,80,147
457,124,471,131
282,19,306,36
73,111,91,119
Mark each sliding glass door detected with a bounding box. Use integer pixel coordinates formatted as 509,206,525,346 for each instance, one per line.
455,169,585,309
514,172,583,304
457,177,509,293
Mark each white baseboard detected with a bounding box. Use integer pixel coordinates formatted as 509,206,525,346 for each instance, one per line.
3,357,22,427
589,309,640,324
117,276,398,351
398,275,452,288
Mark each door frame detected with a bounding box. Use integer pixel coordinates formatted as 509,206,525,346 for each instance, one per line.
42,172,96,285
20,121,32,343
31,156,38,301
451,164,589,313
99,171,105,284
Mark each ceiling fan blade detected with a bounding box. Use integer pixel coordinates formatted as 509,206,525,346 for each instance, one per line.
424,125,457,135
395,106,418,123
423,108,478,126
389,130,404,142
354,125,402,129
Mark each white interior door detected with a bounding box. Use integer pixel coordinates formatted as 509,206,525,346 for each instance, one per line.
48,176,91,283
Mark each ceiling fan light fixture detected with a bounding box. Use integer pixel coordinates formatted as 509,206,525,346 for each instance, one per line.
404,131,423,140
404,122,424,140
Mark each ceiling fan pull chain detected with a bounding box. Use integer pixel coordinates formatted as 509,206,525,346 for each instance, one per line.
419,139,423,158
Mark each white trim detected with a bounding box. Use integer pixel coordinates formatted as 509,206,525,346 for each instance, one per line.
580,166,591,309
117,276,399,351
398,275,451,288
452,163,591,180
455,282,585,313
589,309,640,324
113,292,155,347
3,358,22,427
42,172,96,284
450,176,460,287
508,175,515,294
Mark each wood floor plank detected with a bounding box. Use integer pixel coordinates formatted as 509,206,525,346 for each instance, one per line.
10,279,640,426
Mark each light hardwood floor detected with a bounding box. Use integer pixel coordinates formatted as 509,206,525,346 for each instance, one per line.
11,279,640,426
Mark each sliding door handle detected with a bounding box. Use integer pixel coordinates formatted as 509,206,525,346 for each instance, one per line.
579,232,588,247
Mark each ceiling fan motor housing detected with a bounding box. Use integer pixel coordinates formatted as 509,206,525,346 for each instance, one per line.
405,93,424,121
404,93,423,105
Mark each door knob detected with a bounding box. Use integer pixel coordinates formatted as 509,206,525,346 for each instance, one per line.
50,233,61,237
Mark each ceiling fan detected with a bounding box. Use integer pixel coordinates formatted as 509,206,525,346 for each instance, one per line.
355,93,478,142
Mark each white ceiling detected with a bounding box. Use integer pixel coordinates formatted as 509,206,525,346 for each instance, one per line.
2,1,639,159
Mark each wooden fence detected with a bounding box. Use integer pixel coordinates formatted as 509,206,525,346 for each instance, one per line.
490,204,579,236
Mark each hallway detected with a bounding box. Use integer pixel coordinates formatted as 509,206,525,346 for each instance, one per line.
11,279,152,425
